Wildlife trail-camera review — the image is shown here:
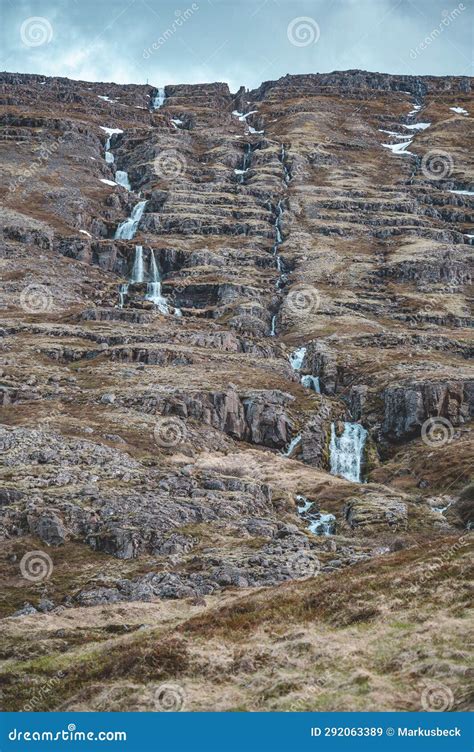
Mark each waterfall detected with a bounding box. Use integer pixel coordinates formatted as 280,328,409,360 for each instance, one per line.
130,245,144,283
308,513,336,536
100,127,123,164
115,170,131,190
145,249,169,313
152,87,166,109
279,143,291,183
284,434,301,457
329,422,367,483
270,315,277,337
235,144,252,183
296,494,313,513
296,494,335,535
105,136,114,164
118,283,129,308
301,375,320,393
289,346,306,371
114,200,147,240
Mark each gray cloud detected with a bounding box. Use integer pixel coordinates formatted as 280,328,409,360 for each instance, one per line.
1,0,472,90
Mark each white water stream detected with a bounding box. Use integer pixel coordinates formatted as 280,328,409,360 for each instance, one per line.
329,422,367,483
114,200,147,240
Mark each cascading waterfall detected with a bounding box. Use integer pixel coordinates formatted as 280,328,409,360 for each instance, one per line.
270,315,277,337
269,197,287,333
100,127,123,165
131,245,144,283
115,170,131,190
308,513,336,536
105,135,114,164
284,434,301,457
329,422,367,483
114,200,147,240
235,144,252,183
280,143,291,183
295,495,335,536
289,346,306,371
301,375,320,393
118,283,129,308
145,249,169,313
152,87,166,109
296,494,313,513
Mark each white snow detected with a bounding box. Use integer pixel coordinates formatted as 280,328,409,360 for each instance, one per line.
171,118,183,127
40,81,46,85
382,140,414,156
98,95,116,103
234,168,248,175
248,126,264,135
233,110,258,121
379,129,412,140
79,229,92,237
450,106,468,115
402,122,431,131
408,104,421,116
449,190,474,196
99,178,117,186
99,127,123,136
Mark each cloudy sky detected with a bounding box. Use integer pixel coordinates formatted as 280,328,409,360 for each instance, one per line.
1,0,472,91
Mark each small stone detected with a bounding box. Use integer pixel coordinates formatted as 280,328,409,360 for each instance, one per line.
12,603,38,618
100,393,115,404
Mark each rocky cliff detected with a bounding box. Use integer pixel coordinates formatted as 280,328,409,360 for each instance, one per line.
0,70,472,712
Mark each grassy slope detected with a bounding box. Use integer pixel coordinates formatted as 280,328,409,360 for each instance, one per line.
1,534,472,712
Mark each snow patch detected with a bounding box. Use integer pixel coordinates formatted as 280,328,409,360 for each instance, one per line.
99,127,123,136
99,178,117,186
402,122,431,131
382,140,414,156
450,106,468,115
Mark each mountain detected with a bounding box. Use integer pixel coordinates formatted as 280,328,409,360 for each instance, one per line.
0,69,472,712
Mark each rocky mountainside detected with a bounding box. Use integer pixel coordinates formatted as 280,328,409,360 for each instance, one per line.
0,69,472,712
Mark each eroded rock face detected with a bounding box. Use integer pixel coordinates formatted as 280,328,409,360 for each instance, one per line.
343,494,408,534
382,380,473,441
0,69,472,621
